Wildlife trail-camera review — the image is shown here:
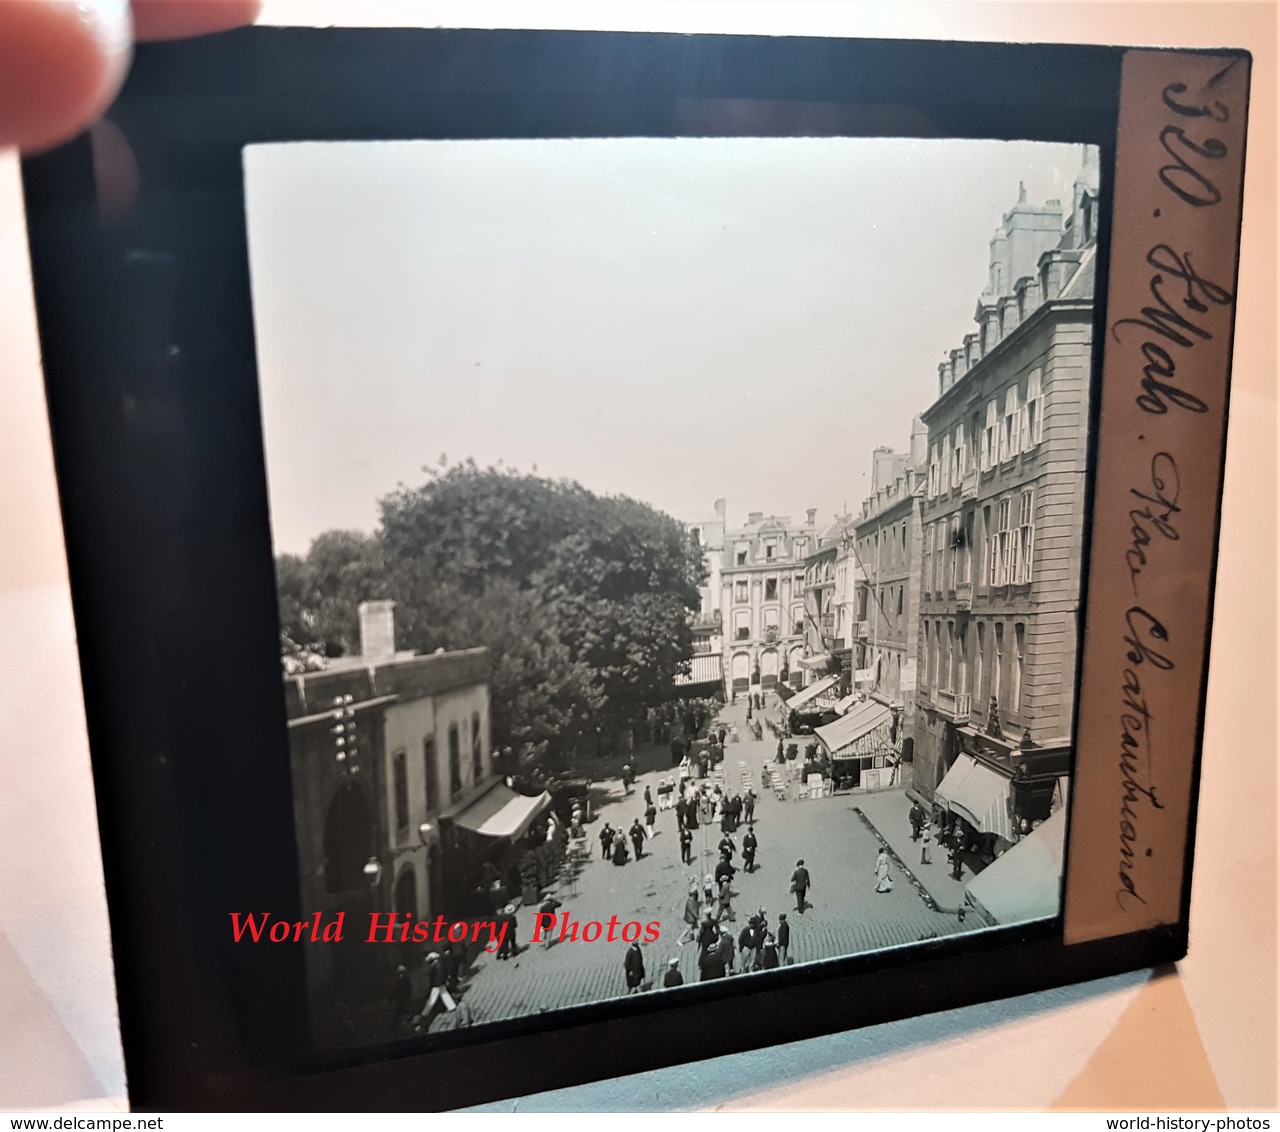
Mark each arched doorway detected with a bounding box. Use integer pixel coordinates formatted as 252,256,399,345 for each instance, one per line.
731,652,750,694
324,782,374,896
760,649,779,687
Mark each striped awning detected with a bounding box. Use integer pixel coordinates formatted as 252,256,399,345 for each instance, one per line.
446,782,551,840
675,653,724,686
934,754,1014,842
965,809,1066,925
786,674,840,712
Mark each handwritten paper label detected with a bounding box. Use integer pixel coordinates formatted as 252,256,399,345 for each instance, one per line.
1064,50,1249,944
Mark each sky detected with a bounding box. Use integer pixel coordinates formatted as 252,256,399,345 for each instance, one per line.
244,136,1088,555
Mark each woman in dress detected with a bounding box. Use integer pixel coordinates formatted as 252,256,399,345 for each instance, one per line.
874,847,893,893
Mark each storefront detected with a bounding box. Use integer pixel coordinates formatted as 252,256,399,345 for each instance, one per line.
813,699,899,792
439,780,553,915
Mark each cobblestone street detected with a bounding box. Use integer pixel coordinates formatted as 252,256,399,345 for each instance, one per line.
433,698,970,1031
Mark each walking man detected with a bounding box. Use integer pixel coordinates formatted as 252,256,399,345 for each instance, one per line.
679,825,693,866
910,800,923,842
776,913,790,965
718,875,736,923
791,859,811,914
743,789,756,825
630,818,646,861
742,827,758,873
680,883,701,944
645,800,658,839
599,822,614,861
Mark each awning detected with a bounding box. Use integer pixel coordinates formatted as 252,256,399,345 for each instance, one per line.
675,653,724,686
786,673,840,712
833,694,857,715
965,809,1066,925
445,782,551,840
814,700,894,759
798,654,834,671
934,754,1014,842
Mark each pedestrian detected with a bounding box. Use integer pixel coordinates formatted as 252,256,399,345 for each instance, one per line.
645,801,657,838
644,784,653,809
599,822,614,861
718,726,727,747
418,952,458,1021
718,833,736,862
622,763,634,794
791,859,811,914
759,933,780,970
718,875,735,923
391,964,413,1032
671,733,685,767
949,840,964,882
699,930,727,981
679,825,693,866
697,912,719,959
675,794,687,828
737,922,757,973
629,819,646,860
920,823,933,865
874,847,893,893
717,922,737,973
539,894,562,948
663,956,684,988
613,833,630,866
910,801,923,842
776,913,790,965
680,886,701,944
742,827,758,873
624,941,645,994
776,737,784,762
498,905,519,960
714,853,736,888
743,789,756,824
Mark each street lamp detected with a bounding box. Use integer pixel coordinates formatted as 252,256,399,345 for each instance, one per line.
362,856,382,887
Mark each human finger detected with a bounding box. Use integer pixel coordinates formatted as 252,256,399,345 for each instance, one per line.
0,0,132,153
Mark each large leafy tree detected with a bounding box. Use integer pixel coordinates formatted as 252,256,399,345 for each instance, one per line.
277,463,705,763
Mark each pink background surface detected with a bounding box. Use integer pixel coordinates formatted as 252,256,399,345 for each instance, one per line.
0,1,1274,1111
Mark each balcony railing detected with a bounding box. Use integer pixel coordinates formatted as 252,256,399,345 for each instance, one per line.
934,687,972,721
955,581,972,611
960,469,978,501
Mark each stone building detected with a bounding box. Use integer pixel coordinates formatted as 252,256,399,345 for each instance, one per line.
286,602,543,1038
851,421,927,718
910,148,1099,849
800,517,853,687
710,506,819,697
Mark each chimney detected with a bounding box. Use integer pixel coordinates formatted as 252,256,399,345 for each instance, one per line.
806,508,817,525
909,415,929,469
359,600,397,663
714,498,726,521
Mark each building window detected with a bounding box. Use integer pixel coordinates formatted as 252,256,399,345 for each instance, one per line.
1018,489,1035,583
794,573,804,591
922,622,932,689
763,606,780,631
897,587,904,616
1023,369,1044,450
1001,384,1023,462
765,542,776,560
765,577,778,601
975,623,985,702
947,514,960,590
1013,623,1025,712
471,712,483,783
956,624,968,698
393,751,409,834
993,624,1004,707
944,621,954,691
794,538,808,557
736,547,748,566
981,399,999,470
934,620,943,691
953,423,966,483
735,580,749,604
734,609,751,640
448,723,462,800
992,498,1013,586
934,520,946,592
422,737,437,813
940,434,952,494
927,443,940,497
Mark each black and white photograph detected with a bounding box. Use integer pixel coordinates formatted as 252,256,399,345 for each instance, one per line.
243,135,1101,1051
